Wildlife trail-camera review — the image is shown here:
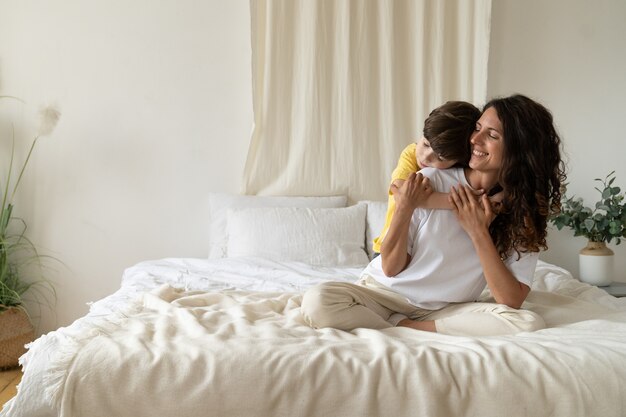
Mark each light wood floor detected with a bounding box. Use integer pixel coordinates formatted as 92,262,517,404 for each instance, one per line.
0,368,22,408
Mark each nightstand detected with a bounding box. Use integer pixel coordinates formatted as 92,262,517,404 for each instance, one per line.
600,282,626,297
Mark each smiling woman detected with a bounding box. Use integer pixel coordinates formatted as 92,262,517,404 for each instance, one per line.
468,107,504,172
302,94,567,336
480,94,566,260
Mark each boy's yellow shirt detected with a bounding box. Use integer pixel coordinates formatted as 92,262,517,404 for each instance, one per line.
372,142,420,254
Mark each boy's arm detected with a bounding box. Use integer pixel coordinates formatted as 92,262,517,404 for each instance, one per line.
392,181,463,210
420,189,487,210
420,192,453,210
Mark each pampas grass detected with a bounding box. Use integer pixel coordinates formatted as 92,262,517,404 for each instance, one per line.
0,97,60,315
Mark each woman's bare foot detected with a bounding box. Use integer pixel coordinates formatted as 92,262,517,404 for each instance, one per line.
397,318,437,332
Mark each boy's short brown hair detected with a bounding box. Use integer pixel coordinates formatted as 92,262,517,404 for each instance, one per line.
423,101,480,166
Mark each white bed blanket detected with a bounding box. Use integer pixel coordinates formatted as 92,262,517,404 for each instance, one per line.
3,258,626,417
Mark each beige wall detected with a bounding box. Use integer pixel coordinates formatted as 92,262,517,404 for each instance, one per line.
487,0,626,281
0,0,254,333
1,0,625,334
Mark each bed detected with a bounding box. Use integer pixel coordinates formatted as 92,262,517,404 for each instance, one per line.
2,193,626,417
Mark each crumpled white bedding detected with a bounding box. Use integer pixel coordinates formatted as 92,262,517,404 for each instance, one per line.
2,258,626,417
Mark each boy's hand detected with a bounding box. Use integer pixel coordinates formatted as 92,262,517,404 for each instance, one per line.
487,190,505,214
390,172,433,212
389,179,406,194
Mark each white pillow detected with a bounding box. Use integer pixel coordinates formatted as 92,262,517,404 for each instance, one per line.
208,193,347,258
360,200,388,259
226,205,369,267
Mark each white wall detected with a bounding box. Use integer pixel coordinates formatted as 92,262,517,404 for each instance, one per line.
0,0,253,333
2,0,625,334
487,0,626,282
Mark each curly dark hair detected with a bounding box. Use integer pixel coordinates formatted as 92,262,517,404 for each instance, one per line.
423,101,480,165
484,94,566,258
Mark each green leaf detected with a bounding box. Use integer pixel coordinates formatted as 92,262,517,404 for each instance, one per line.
584,218,595,232
0,204,13,233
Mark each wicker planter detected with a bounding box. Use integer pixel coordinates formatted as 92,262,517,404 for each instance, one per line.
0,306,35,369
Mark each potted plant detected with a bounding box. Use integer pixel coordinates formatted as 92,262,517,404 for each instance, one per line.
0,96,60,368
550,171,626,286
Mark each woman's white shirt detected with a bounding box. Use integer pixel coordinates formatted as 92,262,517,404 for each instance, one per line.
362,167,538,310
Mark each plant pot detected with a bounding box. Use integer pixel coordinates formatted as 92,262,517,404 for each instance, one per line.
0,306,35,369
579,241,614,286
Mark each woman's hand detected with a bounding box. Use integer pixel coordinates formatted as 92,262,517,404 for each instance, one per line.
451,184,529,309
390,172,432,213
449,185,496,238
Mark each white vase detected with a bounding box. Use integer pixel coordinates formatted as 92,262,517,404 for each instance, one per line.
579,241,614,286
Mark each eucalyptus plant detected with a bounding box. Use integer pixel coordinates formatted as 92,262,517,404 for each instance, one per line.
550,171,626,245
1,96,60,312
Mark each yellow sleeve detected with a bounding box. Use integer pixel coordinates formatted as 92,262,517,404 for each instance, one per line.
390,143,420,182
372,143,420,253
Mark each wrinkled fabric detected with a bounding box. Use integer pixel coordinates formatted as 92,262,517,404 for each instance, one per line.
4,258,626,417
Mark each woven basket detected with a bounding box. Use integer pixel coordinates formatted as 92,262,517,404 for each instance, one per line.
0,306,35,369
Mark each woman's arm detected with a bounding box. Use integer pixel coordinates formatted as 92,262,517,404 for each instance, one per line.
449,185,529,308
381,172,431,277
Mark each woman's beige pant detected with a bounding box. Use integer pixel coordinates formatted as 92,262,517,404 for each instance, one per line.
301,277,545,337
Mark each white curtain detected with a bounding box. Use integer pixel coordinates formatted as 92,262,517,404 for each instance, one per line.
243,0,492,202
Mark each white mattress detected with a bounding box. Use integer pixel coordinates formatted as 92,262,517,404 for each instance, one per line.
3,258,626,417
